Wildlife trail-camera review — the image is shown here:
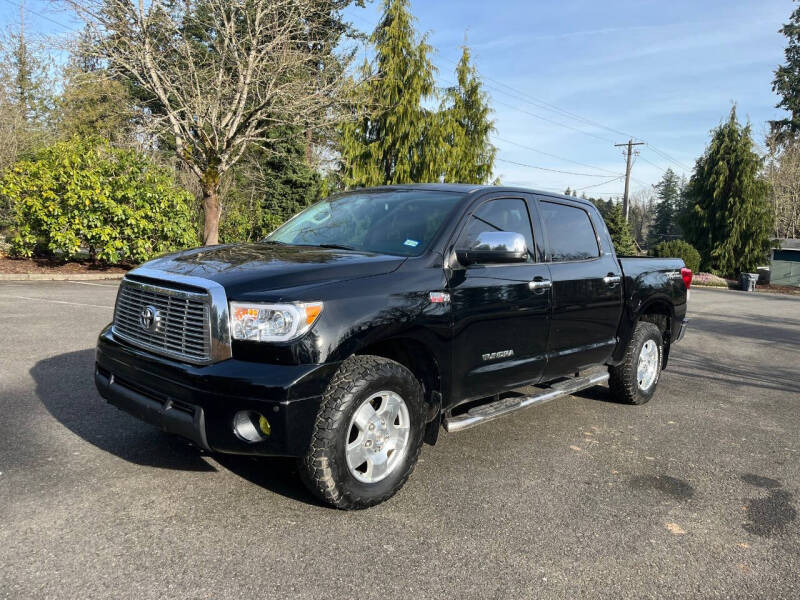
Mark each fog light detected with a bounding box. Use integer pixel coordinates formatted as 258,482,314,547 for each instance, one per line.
233,411,270,443
258,414,271,436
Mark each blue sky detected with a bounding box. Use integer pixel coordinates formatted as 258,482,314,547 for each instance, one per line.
1,0,793,197
343,0,792,197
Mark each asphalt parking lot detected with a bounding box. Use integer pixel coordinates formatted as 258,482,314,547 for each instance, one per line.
1,282,799,599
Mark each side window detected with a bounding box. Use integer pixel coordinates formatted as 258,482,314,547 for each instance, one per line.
540,201,599,261
457,198,535,262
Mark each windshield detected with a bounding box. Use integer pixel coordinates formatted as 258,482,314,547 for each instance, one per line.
265,189,465,257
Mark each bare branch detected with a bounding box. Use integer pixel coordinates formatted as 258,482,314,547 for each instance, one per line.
63,0,357,243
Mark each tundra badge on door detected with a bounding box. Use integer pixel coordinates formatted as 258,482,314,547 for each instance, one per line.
482,349,514,361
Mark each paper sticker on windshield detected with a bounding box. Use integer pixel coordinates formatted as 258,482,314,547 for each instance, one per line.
404,239,419,247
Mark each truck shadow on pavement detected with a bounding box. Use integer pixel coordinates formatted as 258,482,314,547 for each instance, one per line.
669,347,800,395
30,349,323,506
687,316,799,349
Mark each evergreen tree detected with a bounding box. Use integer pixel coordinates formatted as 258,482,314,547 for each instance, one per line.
771,1,800,143
588,195,612,220
682,107,773,276
57,29,135,144
220,129,323,243
10,27,50,125
648,168,681,246
339,0,440,186
604,201,637,255
675,175,690,220
59,70,134,143
440,45,496,183
0,22,52,171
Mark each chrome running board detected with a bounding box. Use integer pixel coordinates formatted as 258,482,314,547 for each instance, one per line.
443,371,610,433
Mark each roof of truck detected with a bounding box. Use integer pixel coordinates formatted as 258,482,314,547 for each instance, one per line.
355,183,596,208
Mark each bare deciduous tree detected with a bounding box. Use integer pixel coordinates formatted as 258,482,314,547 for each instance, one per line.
629,187,656,248
66,0,354,245
766,136,800,240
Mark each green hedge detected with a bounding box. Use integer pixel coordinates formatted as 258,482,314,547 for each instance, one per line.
649,239,701,273
1,138,198,264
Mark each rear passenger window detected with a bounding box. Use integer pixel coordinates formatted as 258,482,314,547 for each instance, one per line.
540,202,599,261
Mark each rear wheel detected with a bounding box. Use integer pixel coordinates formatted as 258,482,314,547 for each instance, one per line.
298,355,425,509
608,321,664,405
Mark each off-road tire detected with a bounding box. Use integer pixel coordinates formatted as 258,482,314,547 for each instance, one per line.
608,321,664,405
298,355,425,509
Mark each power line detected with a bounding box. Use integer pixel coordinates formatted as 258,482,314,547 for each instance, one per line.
574,175,626,191
492,136,622,175
495,157,624,178
439,74,617,145
489,96,616,145
437,51,694,173
636,154,670,175
645,145,691,172
468,70,631,140
2,0,75,33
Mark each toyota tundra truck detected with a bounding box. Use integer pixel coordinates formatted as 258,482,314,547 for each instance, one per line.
95,184,691,509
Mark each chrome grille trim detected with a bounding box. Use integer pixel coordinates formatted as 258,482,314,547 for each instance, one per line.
111,267,232,365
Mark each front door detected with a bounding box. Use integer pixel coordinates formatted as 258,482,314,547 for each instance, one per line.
448,196,552,403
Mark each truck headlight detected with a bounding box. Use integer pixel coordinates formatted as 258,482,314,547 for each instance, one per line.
229,301,323,342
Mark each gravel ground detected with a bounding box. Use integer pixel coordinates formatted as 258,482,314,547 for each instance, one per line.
1,282,798,599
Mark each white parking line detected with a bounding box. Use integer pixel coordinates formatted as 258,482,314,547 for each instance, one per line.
0,294,114,309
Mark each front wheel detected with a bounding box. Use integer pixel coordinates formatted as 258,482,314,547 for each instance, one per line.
608,321,664,405
298,355,425,509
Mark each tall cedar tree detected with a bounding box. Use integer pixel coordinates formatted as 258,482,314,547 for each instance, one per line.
441,46,496,183
340,0,439,186
771,0,800,143
682,107,773,276
604,201,638,255
648,168,682,246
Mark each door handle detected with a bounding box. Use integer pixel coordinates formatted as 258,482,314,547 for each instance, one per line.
529,279,552,292
603,275,621,286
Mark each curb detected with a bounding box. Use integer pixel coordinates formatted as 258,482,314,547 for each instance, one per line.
0,273,125,281
693,284,800,298
692,284,730,290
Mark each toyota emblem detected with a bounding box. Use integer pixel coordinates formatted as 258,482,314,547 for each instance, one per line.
139,305,161,332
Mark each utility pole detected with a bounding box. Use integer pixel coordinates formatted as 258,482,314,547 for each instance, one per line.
615,139,644,221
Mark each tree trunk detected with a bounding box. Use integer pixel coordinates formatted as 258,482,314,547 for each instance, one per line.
202,180,221,246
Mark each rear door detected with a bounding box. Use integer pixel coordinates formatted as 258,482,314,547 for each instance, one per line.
535,197,623,379
448,195,552,402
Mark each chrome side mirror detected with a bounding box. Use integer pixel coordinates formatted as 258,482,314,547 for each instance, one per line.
456,231,528,265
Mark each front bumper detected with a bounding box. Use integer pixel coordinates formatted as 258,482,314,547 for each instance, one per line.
95,326,339,457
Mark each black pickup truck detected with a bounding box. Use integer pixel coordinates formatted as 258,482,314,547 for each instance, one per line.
95,184,690,509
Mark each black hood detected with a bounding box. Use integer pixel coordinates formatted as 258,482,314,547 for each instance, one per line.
134,243,406,297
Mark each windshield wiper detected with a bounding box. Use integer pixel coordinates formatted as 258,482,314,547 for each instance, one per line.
316,243,358,251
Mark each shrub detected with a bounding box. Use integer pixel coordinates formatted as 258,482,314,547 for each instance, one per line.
650,239,701,273
693,272,729,287
1,138,198,264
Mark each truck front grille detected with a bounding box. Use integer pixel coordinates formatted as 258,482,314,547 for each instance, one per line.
112,278,212,364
